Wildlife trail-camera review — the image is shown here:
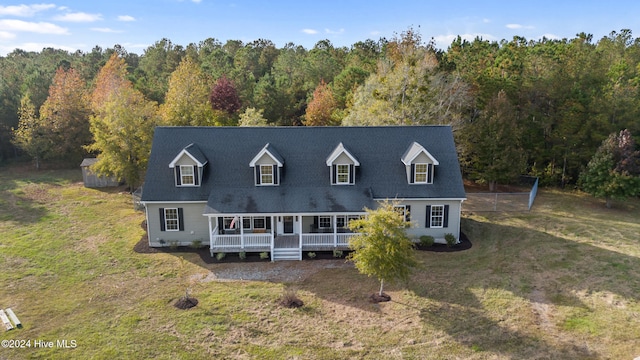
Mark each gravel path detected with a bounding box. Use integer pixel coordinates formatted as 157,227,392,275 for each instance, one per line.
199,259,354,283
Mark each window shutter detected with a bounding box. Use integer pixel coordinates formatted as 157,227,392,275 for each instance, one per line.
313,216,318,231
425,205,431,228
217,217,223,231
443,205,449,228
405,205,411,222
349,164,355,184
273,165,279,185
255,166,261,185
266,217,271,230
194,165,199,186
175,168,181,186
178,208,184,231
159,208,166,231
410,164,415,184
428,164,433,183
332,165,337,184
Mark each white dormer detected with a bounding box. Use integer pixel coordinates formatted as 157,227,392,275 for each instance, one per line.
249,143,284,186
169,143,207,187
401,142,439,184
326,142,360,185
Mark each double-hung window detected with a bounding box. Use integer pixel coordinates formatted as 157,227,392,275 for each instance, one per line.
260,165,273,185
336,164,350,184
319,216,332,229
430,205,444,228
165,208,179,231
414,163,428,183
180,165,195,185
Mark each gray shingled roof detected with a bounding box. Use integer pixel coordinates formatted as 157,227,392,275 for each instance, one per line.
141,126,466,214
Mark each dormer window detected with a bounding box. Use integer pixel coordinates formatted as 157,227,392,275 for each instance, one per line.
180,165,195,185
169,143,207,187
401,142,438,185
327,142,359,185
260,164,274,185
250,143,284,186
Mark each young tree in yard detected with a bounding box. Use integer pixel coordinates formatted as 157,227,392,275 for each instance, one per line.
579,129,640,208
347,202,418,299
12,93,49,169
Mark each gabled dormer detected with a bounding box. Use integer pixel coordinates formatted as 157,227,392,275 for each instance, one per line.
169,143,208,187
401,142,439,184
326,142,360,185
250,143,284,186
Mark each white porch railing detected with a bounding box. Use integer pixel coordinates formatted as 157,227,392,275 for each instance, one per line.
301,233,357,247
211,231,271,249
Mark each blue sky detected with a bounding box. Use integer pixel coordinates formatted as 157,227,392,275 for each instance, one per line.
0,1,638,55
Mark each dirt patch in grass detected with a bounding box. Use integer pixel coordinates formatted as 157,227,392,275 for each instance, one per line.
174,296,198,309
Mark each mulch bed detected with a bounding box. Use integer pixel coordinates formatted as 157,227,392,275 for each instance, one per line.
414,231,472,252
174,296,198,309
370,292,392,303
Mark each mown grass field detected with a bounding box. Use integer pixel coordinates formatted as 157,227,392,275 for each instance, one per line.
1,165,639,359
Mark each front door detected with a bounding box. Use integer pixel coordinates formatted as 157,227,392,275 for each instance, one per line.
283,216,294,234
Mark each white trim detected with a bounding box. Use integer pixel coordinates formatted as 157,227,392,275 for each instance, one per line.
373,198,466,201
413,163,428,184
203,211,367,217
179,165,196,186
259,164,275,185
169,148,206,168
249,143,284,167
430,204,445,228
326,142,360,166
401,142,439,166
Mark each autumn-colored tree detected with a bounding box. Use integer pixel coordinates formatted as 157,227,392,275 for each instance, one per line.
347,202,418,298
12,93,49,169
160,56,214,126
88,53,159,189
209,76,241,114
304,80,338,126
39,66,91,162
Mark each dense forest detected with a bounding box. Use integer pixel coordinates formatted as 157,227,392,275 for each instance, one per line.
1,28,640,191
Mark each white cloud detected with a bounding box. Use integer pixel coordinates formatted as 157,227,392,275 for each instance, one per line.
538,33,561,40
0,19,69,34
91,27,124,33
0,4,56,17
370,30,381,36
0,31,16,40
192,0,202,3
506,23,534,30
483,18,491,23
1,41,77,54
302,28,318,35
325,28,344,35
54,12,103,22
118,15,136,22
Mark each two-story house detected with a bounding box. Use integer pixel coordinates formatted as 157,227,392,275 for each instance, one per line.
140,126,466,261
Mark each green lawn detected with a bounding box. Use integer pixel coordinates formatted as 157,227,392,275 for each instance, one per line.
1,166,639,359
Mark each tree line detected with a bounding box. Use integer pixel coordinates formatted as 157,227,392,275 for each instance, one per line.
1,28,639,196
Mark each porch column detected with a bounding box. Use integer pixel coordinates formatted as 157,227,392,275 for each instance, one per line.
208,216,213,256
298,216,303,249
333,214,337,247
240,215,244,249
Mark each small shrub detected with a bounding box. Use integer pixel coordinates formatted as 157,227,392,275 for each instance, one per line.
239,251,246,260
158,239,166,247
260,251,270,260
168,240,179,249
190,239,203,249
279,288,303,308
307,252,316,259
445,233,457,247
216,252,226,261
333,249,343,258
420,235,435,247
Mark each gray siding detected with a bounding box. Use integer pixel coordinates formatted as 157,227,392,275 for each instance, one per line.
400,200,463,243
146,202,210,246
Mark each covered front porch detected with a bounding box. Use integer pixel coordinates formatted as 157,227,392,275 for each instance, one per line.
207,214,361,261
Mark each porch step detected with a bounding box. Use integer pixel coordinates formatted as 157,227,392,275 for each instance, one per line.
272,248,301,261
